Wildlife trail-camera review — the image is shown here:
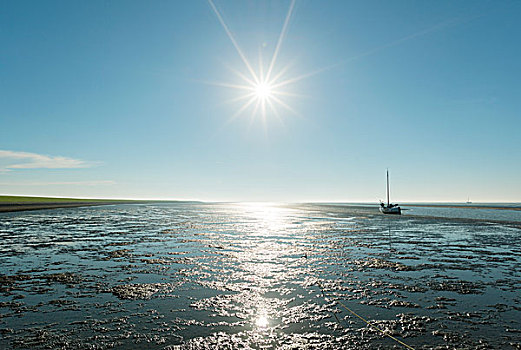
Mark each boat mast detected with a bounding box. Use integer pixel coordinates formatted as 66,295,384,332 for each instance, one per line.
386,169,390,206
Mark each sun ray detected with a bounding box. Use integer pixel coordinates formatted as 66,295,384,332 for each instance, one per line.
270,89,304,98
270,64,337,90
230,95,258,121
208,0,259,84
266,61,295,87
261,99,267,123
225,64,258,87
270,95,300,117
266,98,285,126
248,99,262,131
258,47,264,84
202,81,254,90
225,92,257,105
266,0,296,82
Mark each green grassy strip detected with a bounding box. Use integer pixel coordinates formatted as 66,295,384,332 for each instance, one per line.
0,195,137,204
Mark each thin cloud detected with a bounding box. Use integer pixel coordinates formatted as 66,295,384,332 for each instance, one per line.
0,150,98,172
0,180,115,186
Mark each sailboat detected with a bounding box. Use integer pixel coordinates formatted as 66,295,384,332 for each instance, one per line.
379,169,401,215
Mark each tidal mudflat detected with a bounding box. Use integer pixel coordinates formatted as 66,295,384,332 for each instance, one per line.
1,202,520,349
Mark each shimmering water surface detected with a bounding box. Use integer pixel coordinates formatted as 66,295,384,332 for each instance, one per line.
1,202,520,349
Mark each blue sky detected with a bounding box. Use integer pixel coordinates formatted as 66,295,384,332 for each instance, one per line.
1,0,520,202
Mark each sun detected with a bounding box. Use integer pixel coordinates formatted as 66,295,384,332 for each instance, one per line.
208,0,305,125
254,82,273,100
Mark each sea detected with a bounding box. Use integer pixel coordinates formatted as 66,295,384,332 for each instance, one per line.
1,202,520,349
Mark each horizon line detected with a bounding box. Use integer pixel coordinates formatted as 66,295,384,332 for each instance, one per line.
1,194,520,204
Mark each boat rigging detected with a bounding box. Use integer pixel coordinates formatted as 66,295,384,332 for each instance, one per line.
379,169,401,215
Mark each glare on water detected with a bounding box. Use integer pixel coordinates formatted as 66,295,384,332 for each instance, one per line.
255,312,269,328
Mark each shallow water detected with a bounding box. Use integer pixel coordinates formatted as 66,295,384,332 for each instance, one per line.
1,202,520,349
405,204,521,222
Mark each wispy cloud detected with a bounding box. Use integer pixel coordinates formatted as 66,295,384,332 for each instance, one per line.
0,180,115,186
0,150,98,172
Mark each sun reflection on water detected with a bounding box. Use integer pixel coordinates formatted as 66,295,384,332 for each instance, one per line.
255,313,269,328
239,202,293,236
233,203,298,336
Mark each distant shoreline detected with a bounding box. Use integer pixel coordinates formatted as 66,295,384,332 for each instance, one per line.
0,195,151,213
0,201,127,213
403,203,521,211
2,196,520,213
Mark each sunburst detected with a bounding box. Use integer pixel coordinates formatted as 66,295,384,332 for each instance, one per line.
254,82,273,100
208,0,302,126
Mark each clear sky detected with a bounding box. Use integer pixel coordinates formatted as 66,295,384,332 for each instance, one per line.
1,0,520,202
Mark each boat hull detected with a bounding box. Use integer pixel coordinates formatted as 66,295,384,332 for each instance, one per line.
379,206,401,215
